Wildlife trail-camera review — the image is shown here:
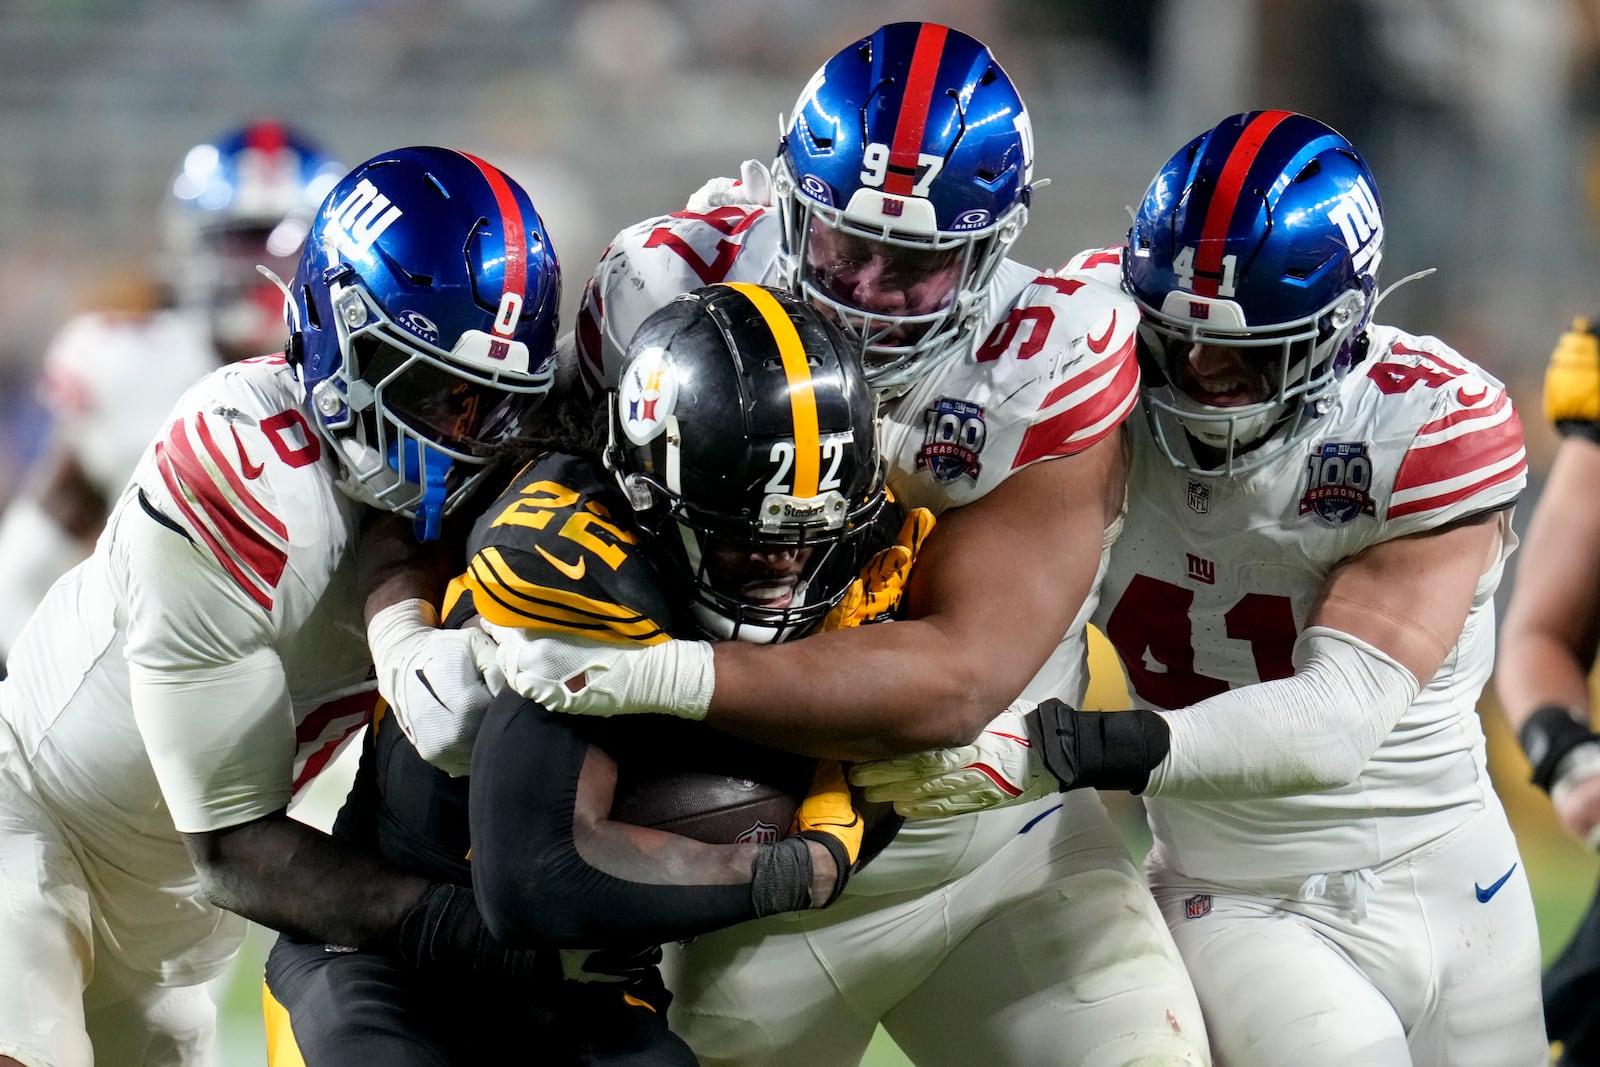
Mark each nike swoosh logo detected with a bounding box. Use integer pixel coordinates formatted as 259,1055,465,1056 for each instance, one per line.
231,426,264,479
1087,309,1118,354
1475,863,1517,903
1457,385,1488,405
536,545,586,581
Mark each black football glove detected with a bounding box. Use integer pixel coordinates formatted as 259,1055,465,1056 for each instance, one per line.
1024,698,1172,794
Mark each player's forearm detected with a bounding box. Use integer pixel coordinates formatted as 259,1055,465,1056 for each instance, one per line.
357,511,460,625
707,621,1013,759
469,691,838,947
182,811,431,949
1495,630,1595,730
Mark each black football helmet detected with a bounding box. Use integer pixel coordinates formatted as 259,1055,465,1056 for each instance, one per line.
608,282,885,642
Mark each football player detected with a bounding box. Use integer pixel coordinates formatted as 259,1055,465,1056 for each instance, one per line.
856,111,1547,1066
1496,314,1600,1066
263,282,888,1064
0,146,560,1067
0,120,345,666
477,21,1210,1067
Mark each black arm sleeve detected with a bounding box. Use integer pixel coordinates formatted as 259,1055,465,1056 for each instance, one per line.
469,688,769,949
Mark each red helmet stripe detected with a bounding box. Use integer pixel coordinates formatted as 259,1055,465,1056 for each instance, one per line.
460,151,528,337
245,119,288,153
1193,109,1293,295
885,22,949,196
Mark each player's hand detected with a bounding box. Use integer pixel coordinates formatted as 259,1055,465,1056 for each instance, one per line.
1548,742,1600,849
821,507,935,631
849,700,1055,817
480,623,714,721
367,599,506,776
792,759,863,906
684,158,774,212
1544,315,1600,424
1554,772,1600,849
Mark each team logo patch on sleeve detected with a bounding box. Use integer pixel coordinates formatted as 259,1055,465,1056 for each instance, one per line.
1298,441,1377,526
916,397,986,483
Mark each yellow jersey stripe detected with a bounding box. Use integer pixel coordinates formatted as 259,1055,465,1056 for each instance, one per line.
725,282,819,497
465,549,669,644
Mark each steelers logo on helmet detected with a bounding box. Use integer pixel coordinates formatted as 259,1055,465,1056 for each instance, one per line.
618,344,679,447
605,283,886,644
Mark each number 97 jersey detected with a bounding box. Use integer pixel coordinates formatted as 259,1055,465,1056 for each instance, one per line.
1094,323,1528,883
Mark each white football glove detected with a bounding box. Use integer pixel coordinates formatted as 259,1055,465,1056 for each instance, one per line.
480,621,714,721
848,700,1056,818
367,599,506,777
684,158,775,212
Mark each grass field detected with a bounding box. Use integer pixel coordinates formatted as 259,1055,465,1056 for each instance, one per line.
209,647,1598,1063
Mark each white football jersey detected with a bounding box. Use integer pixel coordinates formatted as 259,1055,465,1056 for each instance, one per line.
1094,322,1528,883
37,308,219,498
0,357,376,928
577,206,1142,894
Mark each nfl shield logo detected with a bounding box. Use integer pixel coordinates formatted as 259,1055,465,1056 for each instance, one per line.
1184,894,1212,920
736,822,780,845
1186,479,1210,514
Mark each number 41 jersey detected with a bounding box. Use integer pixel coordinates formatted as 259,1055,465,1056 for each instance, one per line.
1095,324,1528,884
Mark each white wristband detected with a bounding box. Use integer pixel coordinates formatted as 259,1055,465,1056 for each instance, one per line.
367,598,439,703
629,639,715,721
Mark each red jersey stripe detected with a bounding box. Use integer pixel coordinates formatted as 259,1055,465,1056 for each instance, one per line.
155,441,273,611
884,23,948,196
1013,338,1140,467
1393,398,1524,498
1387,458,1527,520
291,690,377,792
155,417,289,606
193,413,288,539
1195,110,1293,294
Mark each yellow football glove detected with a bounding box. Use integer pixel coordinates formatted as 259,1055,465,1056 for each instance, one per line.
1545,316,1600,425
820,507,936,632
790,759,864,906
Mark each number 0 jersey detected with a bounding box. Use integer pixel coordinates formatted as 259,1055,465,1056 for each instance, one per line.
575,204,1143,894
0,356,376,977
1094,322,1527,884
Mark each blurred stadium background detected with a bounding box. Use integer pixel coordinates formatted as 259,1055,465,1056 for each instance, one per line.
6,0,1600,1061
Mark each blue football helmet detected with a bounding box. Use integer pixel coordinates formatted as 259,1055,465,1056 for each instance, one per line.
773,22,1035,394
1123,110,1384,476
166,119,346,361
609,283,885,643
286,146,561,541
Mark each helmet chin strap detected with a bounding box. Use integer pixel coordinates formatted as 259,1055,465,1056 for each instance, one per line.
387,438,453,543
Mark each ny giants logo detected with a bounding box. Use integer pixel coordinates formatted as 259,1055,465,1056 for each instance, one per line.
1327,175,1383,274
323,178,402,259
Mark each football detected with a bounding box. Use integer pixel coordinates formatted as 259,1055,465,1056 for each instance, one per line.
610,769,800,845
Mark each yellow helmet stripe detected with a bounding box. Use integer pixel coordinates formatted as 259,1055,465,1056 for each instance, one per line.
725,282,819,497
